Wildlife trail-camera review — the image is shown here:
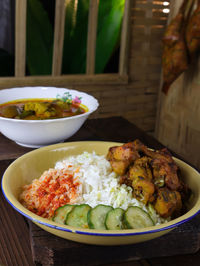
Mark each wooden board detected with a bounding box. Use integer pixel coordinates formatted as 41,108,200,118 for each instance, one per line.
6,116,199,265
1,116,200,266
29,214,200,266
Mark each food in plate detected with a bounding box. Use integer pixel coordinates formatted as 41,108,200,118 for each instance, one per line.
20,140,190,230
107,140,190,218
0,93,87,120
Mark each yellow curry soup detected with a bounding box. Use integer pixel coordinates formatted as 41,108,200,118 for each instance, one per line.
0,98,88,120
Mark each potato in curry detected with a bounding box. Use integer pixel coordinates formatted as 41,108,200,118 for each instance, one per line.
0,98,87,120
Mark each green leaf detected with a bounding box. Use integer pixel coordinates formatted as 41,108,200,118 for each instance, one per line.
25,0,125,75
62,0,89,74
26,0,53,75
95,0,125,73
62,0,125,74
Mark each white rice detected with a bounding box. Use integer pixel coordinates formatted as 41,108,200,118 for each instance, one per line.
55,151,169,225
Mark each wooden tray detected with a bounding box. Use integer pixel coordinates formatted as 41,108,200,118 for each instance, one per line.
29,213,200,266
2,117,200,266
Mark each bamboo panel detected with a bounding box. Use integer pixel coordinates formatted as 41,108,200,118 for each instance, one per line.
132,18,167,26
52,0,66,76
126,94,157,104
125,116,156,132
0,74,128,89
142,116,157,131
86,0,99,74
15,0,27,77
126,0,168,131
125,107,157,120
134,1,169,9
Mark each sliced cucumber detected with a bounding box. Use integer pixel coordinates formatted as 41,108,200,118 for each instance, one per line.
88,204,113,229
52,204,74,225
146,203,158,225
124,206,154,229
105,208,124,230
65,204,91,229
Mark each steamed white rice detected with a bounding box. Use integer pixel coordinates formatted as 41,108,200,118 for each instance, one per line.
56,151,143,210
55,151,169,225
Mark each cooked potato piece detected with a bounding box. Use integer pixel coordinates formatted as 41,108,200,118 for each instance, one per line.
24,102,56,119
24,102,48,114
132,177,155,204
107,142,140,175
154,188,182,218
109,160,130,176
129,157,153,181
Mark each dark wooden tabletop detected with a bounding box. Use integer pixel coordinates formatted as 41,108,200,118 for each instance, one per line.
1,116,200,266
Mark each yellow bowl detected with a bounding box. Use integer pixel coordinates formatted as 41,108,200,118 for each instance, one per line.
2,141,200,246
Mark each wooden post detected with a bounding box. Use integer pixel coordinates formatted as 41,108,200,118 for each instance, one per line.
15,0,27,77
52,0,66,76
119,0,131,76
86,0,99,75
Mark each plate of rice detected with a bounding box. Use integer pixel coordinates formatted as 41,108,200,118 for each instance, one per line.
2,141,200,245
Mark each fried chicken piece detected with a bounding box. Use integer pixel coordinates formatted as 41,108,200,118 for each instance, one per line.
152,158,181,191
133,140,174,164
107,142,139,161
133,140,181,191
119,174,132,187
108,140,186,218
129,156,153,181
154,187,182,218
132,177,155,204
128,157,155,204
107,142,140,175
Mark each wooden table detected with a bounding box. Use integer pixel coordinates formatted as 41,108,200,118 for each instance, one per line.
1,116,200,266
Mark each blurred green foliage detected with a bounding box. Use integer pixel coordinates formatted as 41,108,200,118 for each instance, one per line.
0,0,125,76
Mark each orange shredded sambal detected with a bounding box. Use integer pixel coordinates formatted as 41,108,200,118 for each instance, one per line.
20,167,81,218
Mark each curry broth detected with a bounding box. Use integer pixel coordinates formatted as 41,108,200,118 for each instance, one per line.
0,98,88,120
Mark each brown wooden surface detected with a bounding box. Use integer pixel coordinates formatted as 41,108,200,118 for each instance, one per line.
15,0,27,77
86,0,99,74
52,0,66,76
1,116,200,266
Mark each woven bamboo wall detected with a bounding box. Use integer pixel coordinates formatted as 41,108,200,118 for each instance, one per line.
83,0,169,133
123,0,169,132
0,0,169,134
155,0,200,169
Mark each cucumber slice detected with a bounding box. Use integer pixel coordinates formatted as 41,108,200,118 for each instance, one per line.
88,204,113,229
65,204,91,229
105,208,124,230
52,204,74,225
124,206,154,229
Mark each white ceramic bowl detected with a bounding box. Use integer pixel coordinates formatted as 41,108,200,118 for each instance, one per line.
0,87,99,148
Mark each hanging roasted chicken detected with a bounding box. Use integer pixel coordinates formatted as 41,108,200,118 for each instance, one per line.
185,0,200,61
162,0,194,94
